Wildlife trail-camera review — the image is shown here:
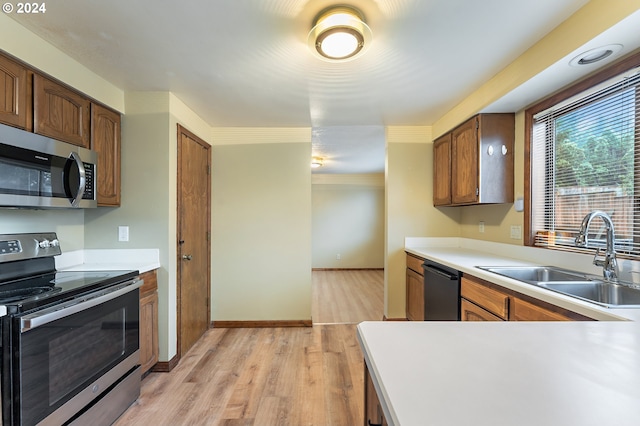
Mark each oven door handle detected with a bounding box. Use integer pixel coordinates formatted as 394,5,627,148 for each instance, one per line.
20,278,142,332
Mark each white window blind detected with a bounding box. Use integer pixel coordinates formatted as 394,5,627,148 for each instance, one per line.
531,68,640,256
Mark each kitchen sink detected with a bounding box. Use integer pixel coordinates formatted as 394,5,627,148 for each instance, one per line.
477,266,591,283
477,265,640,308
538,282,640,308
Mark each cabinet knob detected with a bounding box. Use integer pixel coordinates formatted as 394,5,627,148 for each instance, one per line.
182,254,193,261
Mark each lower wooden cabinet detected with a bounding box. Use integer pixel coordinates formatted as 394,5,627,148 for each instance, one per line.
461,274,593,322
139,270,159,374
406,253,425,321
364,364,388,426
461,298,503,321
460,276,509,320
511,297,574,321
406,268,424,321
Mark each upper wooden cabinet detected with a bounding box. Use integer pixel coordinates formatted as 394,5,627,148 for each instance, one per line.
432,133,451,206
433,113,514,206
34,74,91,148
91,103,121,206
0,53,30,129
0,50,123,207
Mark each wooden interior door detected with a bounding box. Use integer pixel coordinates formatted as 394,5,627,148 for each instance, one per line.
177,124,211,358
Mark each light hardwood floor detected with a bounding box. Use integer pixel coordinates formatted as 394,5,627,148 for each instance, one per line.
115,270,384,426
312,269,384,324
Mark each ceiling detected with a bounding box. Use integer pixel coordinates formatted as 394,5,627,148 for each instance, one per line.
8,0,638,174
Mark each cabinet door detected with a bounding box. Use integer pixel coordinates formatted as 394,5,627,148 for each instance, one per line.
91,103,121,206
511,297,573,321
0,53,29,129
433,133,452,206
140,291,159,374
34,74,90,148
365,364,387,426
139,270,159,374
451,117,478,205
460,276,509,319
461,298,504,321
406,268,424,321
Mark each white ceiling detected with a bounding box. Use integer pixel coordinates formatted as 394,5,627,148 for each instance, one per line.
8,0,638,174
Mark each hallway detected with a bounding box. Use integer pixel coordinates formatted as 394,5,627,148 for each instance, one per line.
116,270,385,425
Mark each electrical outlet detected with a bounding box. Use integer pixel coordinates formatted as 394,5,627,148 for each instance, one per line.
118,226,129,242
510,225,522,240
336,254,341,260
478,221,485,233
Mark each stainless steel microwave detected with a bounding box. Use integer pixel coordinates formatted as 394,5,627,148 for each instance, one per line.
0,123,97,208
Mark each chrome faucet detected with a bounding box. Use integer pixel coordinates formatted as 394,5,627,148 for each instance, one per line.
575,211,618,282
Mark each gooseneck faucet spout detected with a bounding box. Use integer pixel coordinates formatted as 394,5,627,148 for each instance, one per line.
575,211,618,282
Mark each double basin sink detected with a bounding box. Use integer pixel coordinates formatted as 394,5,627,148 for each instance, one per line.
477,266,640,308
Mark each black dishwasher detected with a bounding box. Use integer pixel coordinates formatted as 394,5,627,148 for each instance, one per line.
422,260,461,320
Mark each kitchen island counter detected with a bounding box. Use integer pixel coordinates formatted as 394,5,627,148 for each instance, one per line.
358,320,640,426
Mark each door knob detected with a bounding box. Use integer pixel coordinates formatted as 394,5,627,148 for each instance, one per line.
182,254,193,261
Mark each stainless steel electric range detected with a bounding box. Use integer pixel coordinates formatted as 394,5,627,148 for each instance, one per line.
0,233,142,426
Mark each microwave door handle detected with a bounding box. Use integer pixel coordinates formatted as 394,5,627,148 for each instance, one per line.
68,152,86,207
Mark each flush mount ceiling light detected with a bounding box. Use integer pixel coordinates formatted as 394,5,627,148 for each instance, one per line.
569,44,623,67
308,5,372,61
311,156,324,168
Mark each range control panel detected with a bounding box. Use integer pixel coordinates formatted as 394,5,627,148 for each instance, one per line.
0,239,21,254
0,233,62,263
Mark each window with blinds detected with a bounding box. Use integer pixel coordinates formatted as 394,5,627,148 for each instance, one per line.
530,67,640,256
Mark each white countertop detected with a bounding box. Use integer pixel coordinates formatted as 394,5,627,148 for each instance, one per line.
55,249,161,274
358,238,640,425
358,321,640,426
405,238,640,322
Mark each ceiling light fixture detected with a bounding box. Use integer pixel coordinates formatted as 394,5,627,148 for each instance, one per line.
308,6,372,61
311,156,324,168
569,44,623,67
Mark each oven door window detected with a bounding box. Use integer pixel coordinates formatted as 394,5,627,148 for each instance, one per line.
15,289,139,425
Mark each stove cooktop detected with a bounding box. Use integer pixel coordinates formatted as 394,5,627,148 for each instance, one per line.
0,269,139,313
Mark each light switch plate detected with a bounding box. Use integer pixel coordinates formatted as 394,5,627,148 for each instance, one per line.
118,226,129,242
510,225,522,240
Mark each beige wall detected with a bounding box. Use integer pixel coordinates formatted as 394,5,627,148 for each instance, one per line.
385,127,460,319
312,174,384,269
432,0,640,138
85,91,213,362
0,13,124,112
0,210,85,251
210,129,312,321
432,0,640,248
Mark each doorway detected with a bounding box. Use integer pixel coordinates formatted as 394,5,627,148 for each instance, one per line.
177,124,211,358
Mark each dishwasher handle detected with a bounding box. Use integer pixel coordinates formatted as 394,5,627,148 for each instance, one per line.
423,264,459,280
